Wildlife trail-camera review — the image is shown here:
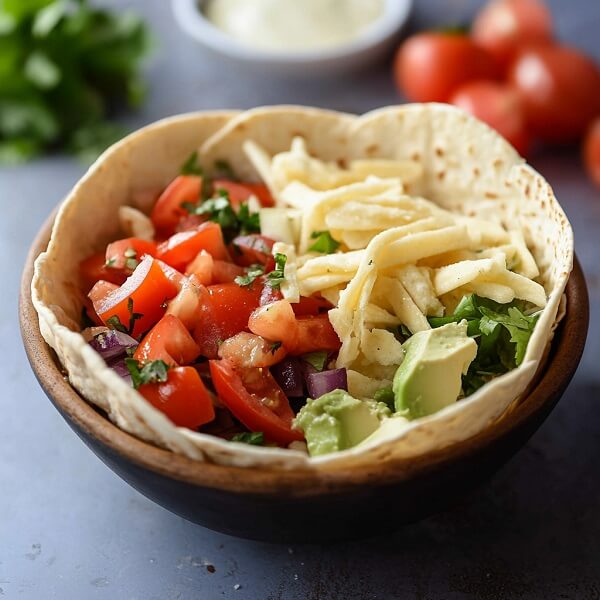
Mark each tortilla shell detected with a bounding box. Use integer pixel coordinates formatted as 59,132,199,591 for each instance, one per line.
32,106,573,470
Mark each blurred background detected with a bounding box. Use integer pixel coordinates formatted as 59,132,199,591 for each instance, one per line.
1,1,599,598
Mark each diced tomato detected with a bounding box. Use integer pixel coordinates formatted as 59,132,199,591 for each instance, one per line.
93,256,178,338
193,284,223,359
139,366,215,429
213,179,275,208
248,300,299,350
134,314,200,367
157,223,229,270
218,332,287,368
289,314,341,355
185,250,214,285
150,175,202,235
212,260,244,283
156,259,186,291
209,359,303,446
260,283,283,306
176,214,206,233
230,234,275,267
80,252,127,288
88,280,119,306
291,295,333,317
165,277,202,330
105,238,157,278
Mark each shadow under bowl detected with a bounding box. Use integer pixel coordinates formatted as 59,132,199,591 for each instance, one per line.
20,215,589,542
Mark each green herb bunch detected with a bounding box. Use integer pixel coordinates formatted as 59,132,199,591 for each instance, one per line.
0,0,151,163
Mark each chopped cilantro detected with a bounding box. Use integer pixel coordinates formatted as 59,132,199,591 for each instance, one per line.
125,358,170,390
214,159,237,180
237,202,260,234
123,247,137,258
429,294,540,395
125,257,139,270
234,264,265,287
301,351,328,372
106,315,128,334
270,341,282,354
231,431,264,445
266,253,287,289
180,151,203,176
308,230,340,254
105,257,116,268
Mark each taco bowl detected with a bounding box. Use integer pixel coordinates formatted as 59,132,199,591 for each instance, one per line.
22,106,587,538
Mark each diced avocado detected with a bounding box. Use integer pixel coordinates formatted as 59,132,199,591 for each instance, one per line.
393,320,477,419
259,207,302,245
294,390,391,457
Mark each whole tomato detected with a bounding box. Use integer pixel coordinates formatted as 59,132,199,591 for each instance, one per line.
393,33,499,103
509,45,600,143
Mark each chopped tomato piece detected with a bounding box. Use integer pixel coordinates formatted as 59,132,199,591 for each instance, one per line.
289,314,341,355
150,175,202,235
165,277,203,330
213,179,275,208
157,223,229,270
134,314,200,367
176,214,206,233
218,332,287,368
88,280,118,306
156,259,186,291
211,260,244,284
93,256,178,338
248,300,299,350
185,250,214,285
80,252,127,288
291,295,333,317
105,238,157,277
139,366,215,429
193,284,223,359
260,283,283,306
209,359,303,446
230,234,275,267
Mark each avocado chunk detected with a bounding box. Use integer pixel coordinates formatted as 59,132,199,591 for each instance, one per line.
294,390,391,457
393,320,477,419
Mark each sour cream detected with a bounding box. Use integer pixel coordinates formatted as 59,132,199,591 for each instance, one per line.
204,0,385,53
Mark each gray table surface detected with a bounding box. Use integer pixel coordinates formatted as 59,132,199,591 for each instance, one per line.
2,1,599,598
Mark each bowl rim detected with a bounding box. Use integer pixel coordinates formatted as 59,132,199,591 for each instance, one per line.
171,0,413,64
20,213,589,497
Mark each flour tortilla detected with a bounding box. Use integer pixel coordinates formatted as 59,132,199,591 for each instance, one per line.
32,106,573,470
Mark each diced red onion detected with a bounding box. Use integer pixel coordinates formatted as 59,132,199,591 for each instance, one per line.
270,357,304,397
108,357,132,385
89,330,138,361
306,368,347,399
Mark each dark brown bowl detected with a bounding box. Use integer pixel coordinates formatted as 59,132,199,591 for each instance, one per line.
20,215,589,542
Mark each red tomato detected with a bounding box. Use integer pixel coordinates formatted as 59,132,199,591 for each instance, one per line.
93,256,178,338
393,33,499,102
156,259,186,291
165,277,203,330
150,175,202,235
472,0,553,68
584,119,600,189
176,214,206,233
509,45,600,142
450,80,531,155
80,252,126,288
291,295,333,317
205,283,264,339
134,314,200,367
218,332,287,368
290,314,341,356
105,238,157,277
185,250,214,285
88,280,118,306
156,222,229,270
213,179,275,208
193,284,223,359
230,234,275,267
209,359,303,446
139,366,215,429
211,260,244,283
248,300,299,350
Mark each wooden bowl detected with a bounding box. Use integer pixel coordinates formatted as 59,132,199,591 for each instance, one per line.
20,215,589,542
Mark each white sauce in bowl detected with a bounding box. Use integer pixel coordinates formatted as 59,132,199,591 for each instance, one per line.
204,0,385,53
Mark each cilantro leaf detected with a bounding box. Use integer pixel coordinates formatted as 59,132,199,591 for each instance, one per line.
237,202,260,234
106,315,128,334
180,151,203,176
270,341,282,354
125,358,170,390
266,253,287,289
126,297,143,336
234,264,265,287
301,351,328,372
231,431,264,445
308,230,340,254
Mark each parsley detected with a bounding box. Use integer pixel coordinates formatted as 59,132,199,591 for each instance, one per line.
270,341,282,354
234,264,265,287
125,358,170,390
266,253,287,289
0,1,150,164
301,351,328,372
180,151,203,176
373,386,395,411
231,431,264,445
429,294,540,395
214,159,237,180
308,231,340,254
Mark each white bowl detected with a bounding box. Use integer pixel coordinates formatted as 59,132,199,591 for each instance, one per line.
172,0,413,77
